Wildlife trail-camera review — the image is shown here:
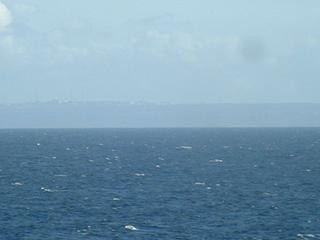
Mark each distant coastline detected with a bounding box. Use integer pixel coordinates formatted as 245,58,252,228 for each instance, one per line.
1,101,320,128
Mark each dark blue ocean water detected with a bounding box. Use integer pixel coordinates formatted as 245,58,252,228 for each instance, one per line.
0,128,319,240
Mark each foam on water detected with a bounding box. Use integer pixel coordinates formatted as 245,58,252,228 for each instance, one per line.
176,146,193,150
194,182,206,186
135,173,145,177
12,182,23,186
125,225,138,231
41,187,55,192
297,233,320,239
209,159,224,163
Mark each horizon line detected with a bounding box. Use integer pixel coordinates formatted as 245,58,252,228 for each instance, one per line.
2,100,320,106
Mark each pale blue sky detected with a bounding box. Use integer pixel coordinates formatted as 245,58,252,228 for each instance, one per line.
0,0,320,103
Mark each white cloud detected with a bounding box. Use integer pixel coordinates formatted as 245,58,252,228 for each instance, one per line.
0,2,11,31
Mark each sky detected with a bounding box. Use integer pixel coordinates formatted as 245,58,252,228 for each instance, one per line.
0,0,320,104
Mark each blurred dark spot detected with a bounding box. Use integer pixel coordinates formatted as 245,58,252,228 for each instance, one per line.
240,38,266,63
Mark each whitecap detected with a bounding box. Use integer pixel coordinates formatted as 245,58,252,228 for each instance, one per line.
113,198,120,201
36,143,41,146
262,192,278,197
41,187,54,192
176,146,192,150
209,159,223,163
194,182,206,186
12,182,23,186
135,173,145,177
297,233,320,239
125,225,138,231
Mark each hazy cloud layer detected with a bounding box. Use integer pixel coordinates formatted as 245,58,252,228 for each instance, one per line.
0,0,320,103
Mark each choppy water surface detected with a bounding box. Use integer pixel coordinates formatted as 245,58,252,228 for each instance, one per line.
0,128,319,239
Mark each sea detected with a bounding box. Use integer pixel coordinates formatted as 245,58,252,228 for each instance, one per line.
0,128,319,240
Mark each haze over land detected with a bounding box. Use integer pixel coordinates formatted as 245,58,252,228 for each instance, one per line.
1,102,320,128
